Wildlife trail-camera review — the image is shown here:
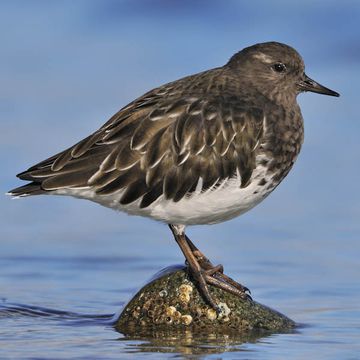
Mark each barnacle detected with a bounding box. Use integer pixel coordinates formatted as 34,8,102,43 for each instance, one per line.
181,314,193,326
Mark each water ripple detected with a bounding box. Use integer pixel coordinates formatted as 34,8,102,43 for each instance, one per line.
0,302,114,325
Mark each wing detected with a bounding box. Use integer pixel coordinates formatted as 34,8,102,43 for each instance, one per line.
12,88,264,207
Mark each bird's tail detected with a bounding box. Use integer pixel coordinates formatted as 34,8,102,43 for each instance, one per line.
7,182,46,198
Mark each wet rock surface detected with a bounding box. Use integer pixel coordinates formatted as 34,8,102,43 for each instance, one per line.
115,265,295,336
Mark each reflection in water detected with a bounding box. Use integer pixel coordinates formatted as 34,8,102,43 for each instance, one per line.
117,327,290,355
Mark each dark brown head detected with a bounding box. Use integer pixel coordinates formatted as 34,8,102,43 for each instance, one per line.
226,42,339,102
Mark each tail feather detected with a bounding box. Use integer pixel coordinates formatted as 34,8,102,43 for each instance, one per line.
7,182,46,197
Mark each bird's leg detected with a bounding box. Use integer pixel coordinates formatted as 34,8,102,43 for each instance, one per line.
169,225,250,311
169,224,219,310
184,234,221,271
185,234,251,295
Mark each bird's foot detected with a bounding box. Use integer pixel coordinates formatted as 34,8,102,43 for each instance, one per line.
185,258,251,313
169,225,251,312
191,251,251,301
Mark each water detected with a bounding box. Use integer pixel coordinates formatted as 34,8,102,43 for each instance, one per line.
1,230,359,359
1,1,360,359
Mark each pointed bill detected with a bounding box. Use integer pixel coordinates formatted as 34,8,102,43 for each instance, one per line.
298,74,340,97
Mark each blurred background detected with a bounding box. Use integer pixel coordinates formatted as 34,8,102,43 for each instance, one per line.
1,1,359,359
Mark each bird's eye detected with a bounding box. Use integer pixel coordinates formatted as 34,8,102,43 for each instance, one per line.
272,63,287,73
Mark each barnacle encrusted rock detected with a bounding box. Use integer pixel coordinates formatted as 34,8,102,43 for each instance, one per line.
115,265,295,335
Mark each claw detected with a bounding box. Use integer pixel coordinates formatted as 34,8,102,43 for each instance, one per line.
169,225,252,311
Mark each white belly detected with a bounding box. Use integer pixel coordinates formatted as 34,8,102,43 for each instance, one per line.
149,173,274,225
54,160,275,226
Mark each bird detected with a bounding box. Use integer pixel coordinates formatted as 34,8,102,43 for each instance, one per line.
8,42,339,310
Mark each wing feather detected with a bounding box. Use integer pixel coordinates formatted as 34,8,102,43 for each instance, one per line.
13,80,265,208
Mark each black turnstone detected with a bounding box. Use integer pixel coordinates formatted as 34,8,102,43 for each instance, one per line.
9,42,339,310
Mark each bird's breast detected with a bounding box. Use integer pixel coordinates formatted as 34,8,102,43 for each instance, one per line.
258,104,304,184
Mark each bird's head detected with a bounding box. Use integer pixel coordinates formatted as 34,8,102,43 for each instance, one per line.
227,42,339,103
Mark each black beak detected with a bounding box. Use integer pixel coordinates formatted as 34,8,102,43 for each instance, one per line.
298,74,340,97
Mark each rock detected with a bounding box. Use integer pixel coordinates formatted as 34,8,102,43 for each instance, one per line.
115,265,295,336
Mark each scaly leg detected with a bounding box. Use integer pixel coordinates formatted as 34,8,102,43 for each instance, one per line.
185,234,251,295
169,224,250,311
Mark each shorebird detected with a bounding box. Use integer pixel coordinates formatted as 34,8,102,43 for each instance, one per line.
9,42,339,310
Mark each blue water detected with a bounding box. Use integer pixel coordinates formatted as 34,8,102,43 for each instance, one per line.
1,1,360,359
